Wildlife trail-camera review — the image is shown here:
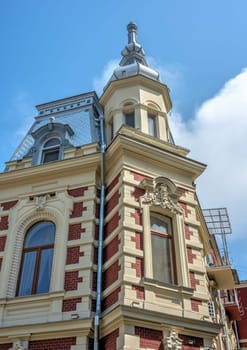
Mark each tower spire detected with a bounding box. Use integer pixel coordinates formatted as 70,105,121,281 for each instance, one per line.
120,22,148,67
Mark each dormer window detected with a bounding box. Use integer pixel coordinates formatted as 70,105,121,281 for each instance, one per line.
42,138,60,163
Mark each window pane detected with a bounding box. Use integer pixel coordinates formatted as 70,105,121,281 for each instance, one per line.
43,149,59,163
18,251,36,296
150,215,169,234
37,248,54,294
151,235,173,283
25,222,55,248
148,114,157,137
44,138,60,148
125,112,135,127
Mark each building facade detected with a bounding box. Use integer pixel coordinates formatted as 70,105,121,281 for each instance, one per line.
0,22,243,349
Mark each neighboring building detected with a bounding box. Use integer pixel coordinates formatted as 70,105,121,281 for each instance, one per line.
0,22,243,349
236,281,247,349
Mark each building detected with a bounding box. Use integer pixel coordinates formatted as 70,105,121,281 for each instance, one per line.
0,22,242,349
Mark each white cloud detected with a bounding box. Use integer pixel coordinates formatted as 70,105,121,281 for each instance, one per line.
170,68,247,244
93,59,119,96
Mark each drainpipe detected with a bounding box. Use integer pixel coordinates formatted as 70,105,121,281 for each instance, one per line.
218,290,230,350
94,112,106,350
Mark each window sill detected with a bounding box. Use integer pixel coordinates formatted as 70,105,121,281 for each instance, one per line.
0,290,65,306
143,278,193,296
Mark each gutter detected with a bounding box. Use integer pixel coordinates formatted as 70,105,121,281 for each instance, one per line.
94,112,106,350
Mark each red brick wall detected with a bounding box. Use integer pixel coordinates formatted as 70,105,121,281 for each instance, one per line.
184,224,193,240
106,173,121,194
0,344,12,350
129,171,151,182
135,326,164,350
189,271,200,290
132,257,144,278
102,287,121,311
191,298,202,312
105,190,120,215
0,200,18,210
102,261,120,290
62,297,82,312
187,247,196,264
103,235,120,262
68,223,85,240
104,213,120,237
179,202,191,217
132,285,145,299
237,286,247,340
131,232,143,250
70,202,86,218
66,246,84,265
131,187,145,202
67,187,88,197
0,216,8,230
0,236,6,251
131,209,142,225
64,271,83,291
100,328,119,350
29,337,76,350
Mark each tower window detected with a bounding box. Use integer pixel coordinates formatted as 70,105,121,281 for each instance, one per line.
150,213,175,284
42,138,60,163
17,221,55,296
148,113,157,137
124,111,135,128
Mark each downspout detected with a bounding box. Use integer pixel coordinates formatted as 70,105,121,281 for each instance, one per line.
94,112,106,350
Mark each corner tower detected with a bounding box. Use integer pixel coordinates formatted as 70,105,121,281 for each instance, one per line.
101,22,173,145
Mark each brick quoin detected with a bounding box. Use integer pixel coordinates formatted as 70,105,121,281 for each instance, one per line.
190,271,200,290
100,328,119,350
66,246,84,265
132,285,145,299
104,213,120,237
105,190,120,215
130,171,151,182
102,261,120,290
0,216,8,230
67,187,88,197
132,257,144,278
29,337,76,350
64,271,83,291
62,297,82,312
184,224,193,240
68,223,85,240
131,187,145,202
70,202,87,218
131,209,142,225
131,231,143,250
135,326,164,350
187,247,197,264
0,200,18,210
0,236,6,251
179,202,191,217
106,173,121,195
103,235,120,262
191,298,202,312
0,344,12,350
102,287,121,311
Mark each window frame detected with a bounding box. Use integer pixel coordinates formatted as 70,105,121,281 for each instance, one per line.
41,137,61,164
16,221,55,297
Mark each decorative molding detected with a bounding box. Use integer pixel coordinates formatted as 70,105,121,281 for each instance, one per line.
141,176,183,215
9,340,29,350
164,329,182,350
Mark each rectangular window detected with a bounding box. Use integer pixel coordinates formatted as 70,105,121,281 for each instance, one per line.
148,114,157,137
125,111,135,128
150,213,175,284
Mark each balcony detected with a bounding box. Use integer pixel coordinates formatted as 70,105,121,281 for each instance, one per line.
222,290,241,321
207,265,235,289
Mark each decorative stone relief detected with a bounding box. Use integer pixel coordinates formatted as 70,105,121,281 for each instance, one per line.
164,329,182,350
141,176,183,215
34,195,47,210
9,340,28,350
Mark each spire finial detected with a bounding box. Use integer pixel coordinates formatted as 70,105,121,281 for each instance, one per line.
127,22,138,44
120,22,147,67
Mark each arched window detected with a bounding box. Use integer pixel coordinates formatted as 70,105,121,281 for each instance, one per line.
148,113,157,137
41,138,60,163
123,102,135,128
150,213,175,284
17,221,55,296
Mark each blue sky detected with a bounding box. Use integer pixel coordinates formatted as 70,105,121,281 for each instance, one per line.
0,0,247,279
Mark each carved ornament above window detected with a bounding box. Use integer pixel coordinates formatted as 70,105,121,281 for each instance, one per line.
141,176,183,215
